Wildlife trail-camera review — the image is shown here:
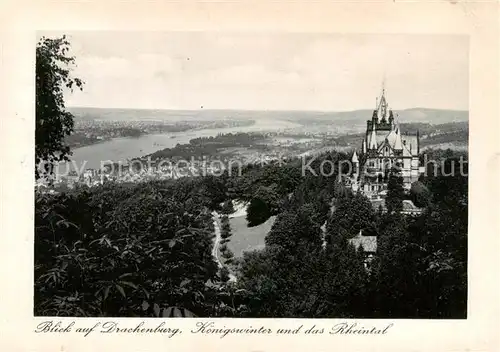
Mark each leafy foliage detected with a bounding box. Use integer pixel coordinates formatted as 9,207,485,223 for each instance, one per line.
220,215,233,240
265,205,323,252
34,179,235,317
36,36,84,180
221,200,235,215
386,166,405,213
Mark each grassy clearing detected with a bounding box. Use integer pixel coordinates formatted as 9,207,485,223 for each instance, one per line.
227,215,276,257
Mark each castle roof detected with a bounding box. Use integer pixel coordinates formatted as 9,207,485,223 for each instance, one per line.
401,135,418,155
384,129,398,147
402,142,412,156
365,121,419,157
394,124,403,150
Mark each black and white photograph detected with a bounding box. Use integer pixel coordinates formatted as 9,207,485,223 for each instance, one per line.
34,31,469,320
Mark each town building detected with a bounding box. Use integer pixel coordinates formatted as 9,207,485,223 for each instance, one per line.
348,230,377,270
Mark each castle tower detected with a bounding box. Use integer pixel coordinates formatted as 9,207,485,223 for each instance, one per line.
347,85,424,198
379,89,388,122
368,122,377,150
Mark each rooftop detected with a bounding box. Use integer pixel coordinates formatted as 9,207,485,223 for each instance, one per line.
349,231,377,253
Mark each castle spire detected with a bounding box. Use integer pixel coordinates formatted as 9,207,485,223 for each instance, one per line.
377,82,388,122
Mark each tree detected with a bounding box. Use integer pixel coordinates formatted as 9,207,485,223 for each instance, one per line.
220,215,232,240
36,35,84,180
221,200,235,215
246,198,270,227
326,193,376,246
237,228,368,318
366,158,468,319
265,205,323,252
386,167,405,213
219,267,230,283
221,248,234,261
410,181,431,208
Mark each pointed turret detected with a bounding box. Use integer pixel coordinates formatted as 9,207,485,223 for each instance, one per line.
351,150,359,163
388,110,394,126
362,138,367,153
368,123,377,149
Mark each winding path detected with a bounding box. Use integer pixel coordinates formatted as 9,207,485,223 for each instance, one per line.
211,211,224,268
211,211,236,282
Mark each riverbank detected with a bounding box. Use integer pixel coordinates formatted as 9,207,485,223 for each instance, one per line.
67,118,302,170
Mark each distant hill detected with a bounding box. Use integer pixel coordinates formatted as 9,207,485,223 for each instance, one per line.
395,108,468,124
68,106,468,125
328,119,468,150
322,108,468,124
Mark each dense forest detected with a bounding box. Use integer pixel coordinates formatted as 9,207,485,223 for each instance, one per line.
35,148,468,318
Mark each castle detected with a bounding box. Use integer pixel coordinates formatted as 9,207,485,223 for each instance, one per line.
348,88,423,199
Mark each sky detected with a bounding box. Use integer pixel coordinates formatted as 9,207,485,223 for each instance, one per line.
39,31,469,111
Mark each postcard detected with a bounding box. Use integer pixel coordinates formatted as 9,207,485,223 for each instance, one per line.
0,1,498,351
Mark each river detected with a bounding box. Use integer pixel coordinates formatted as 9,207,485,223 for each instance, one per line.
66,118,301,170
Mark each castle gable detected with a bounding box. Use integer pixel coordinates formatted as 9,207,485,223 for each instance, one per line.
378,140,396,157
375,130,391,146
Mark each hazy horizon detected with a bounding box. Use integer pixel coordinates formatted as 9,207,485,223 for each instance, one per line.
68,106,469,113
